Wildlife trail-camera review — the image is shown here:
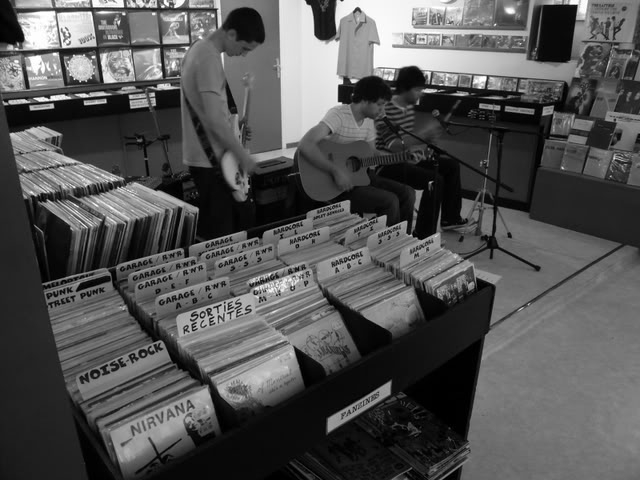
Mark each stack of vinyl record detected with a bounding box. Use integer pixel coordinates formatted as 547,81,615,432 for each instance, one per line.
43,270,222,479
319,248,427,338
10,126,63,155
14,150,78,173
357,393,470,480
368,222,422,275
313,211,365,244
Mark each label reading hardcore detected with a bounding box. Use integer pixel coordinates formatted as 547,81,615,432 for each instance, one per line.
367,221,407,251
307,200,351,222
262,218,313,245
399,233,442,268
278,227,331,256
344,216,387,245
316,247,371,282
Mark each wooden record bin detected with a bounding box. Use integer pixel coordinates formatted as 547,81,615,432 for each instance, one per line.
0,101,495,480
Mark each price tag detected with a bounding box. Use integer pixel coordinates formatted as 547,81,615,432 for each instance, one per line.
29,103,54,111
198,238,260,268
367,221,407,251
307,200,351,222
46,273,114,312
115,248,184,282
399,233,441,268
278,227,330,256
316,247,371,283
247,262,309,289
344,216,387,245
134,263,207,302
129,92,155,109
505,106,535,115
83,99,107,106
478,103,502,111
214,245,275,275
155,277,230,317
188,231,247,258
262,218,313,245
542,105,555,116
176,293,256,337
251,270,315,305
326,380,392,434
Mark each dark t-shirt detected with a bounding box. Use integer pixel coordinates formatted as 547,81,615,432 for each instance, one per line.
305,0,337,40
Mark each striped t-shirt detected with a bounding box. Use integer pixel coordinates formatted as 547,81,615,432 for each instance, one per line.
321,104,376,144
375,100,415,151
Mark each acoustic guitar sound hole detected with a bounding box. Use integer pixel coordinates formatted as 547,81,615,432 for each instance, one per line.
346,156,361,172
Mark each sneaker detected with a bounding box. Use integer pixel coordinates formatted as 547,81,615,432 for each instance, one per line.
441,217,473,231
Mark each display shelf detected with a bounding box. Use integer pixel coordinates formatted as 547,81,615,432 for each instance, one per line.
392,44,526,53
75,281,495,480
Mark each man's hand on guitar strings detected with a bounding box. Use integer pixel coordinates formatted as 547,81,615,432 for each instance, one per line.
332,169,353,192
239,153,258,175
240,120,252,142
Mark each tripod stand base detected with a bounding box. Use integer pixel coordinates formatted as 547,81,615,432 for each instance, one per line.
466,235,541,271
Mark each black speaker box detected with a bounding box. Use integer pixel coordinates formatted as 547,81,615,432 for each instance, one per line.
528,4,577,62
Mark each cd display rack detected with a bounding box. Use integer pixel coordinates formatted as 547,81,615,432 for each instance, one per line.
0,101,495,480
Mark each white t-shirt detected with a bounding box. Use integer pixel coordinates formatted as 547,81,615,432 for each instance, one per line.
180,39,232,168
321,104,376,144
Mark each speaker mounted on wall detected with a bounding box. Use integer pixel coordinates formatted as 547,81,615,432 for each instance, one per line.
528,4,578,62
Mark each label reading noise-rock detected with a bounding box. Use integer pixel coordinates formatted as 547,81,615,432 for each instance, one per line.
176,293,256,337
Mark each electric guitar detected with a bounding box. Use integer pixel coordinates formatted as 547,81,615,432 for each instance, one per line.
295,140,422,202
221,73,253,202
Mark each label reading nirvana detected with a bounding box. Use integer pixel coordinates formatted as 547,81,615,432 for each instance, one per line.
155,277,230,317
251,270,315,305
214,245,275,275
399,233,441,268
43,267,110,291
134,263,207,302
76,340,170,401
45,273,114,311
326,380,392,434
278,227,331,256
176,293,255,337
367,221,407,251
128,257,196,290
115,248,184,282
344,216,387,245
188,231,247,258
307,200,351,223
198,238,260,268
316,247,371,283
262,218,313,245
247,262,309,289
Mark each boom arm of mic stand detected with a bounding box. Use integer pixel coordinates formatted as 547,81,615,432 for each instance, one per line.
393,123,514,193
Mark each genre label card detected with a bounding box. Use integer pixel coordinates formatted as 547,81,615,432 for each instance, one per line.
326,380,392,434
115,248,185,282
316,247,371,283
278,227,331,256
134,263,207,303
127,257,197,291
247,262,309,289
43,268,110,291
251,269,315,305
46,273,114,311
344,216,387,245
262,218,313,245
188,231,247,258
176,293,256,337
367,221,407,251
155,277,230,317
214,244,275,275
307,200,351,222
198,238,260,268
399,233,441,268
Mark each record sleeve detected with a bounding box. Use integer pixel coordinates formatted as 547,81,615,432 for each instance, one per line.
159,11,189,44
189,12,217,42
129,11,160,45
57,11,97,49
540,139,566,169
441,35,454,47
158,0,187,7
444,6,463,26
614,80,640,114
126,0,158,7
458,73,472,88
564,78,598,116
623,50,640,80
132,48,163,81
605,151,634,183
589,78,621,118
454,34,469,48
472,75,487,89
584,1,639,44
62,51,101,85
462,0,495,27
0,55,26,92
575,43,612,78
582,148,613,178
412,8,429,27
495,35,510,48
18,12,60,50
494,0,528,27
482,35,498,49
163,46,187,77
468,34,483,48
606,111,640,151
100,48,135,83
24,53,64,89
605,47,632,79
92,0,125,6
188,0,214,7
626,154,640,186
426,34,441,46
510,35,526,49
14,0,52,6
95,11,130,46
560,144,589,173
429,7,445,26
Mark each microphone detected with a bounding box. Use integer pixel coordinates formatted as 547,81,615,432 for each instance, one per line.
381,115,401,135
432,99,462,135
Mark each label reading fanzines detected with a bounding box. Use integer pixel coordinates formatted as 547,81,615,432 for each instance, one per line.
188,231,247,258
45,273,114,311
367,221,408,251
176,293,256,337
252,270,315,305
214,245,275,275
198,238,260,267
399,233,442,268
115,248,185,282
127,257,197,290
344,216,387,245
262,218,313,245
307,200,351,223
43,268,110,291
134,263,207,303
155,277,230,317
75,341,171,401
277,227,331,256
316,247,371,282
247,262,309,289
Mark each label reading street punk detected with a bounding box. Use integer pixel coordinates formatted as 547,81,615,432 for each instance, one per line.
262,218,313,245
155,277,230,317
176,293,256,337
316,247,371,282
134,263,207,303
214,244,275,275
252,270,315,305
367,221,408,251
344,216,387,245
46,273,114,311
115,248,184,282
278,227,331,256
399,233,442,268
188,231,247,258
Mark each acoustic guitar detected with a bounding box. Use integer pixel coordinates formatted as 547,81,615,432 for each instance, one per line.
295,140,419,202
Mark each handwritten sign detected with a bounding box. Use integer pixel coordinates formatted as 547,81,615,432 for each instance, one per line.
251,270,315,305
278,227,331,256
134,263,207,303
127,257,197,290
46,273,114,311
155,277,230,317
316,247,371,282
129,92,155,109
198,238,260,268
115,248,184,282
367,221,407,251
188,231,247,258
262,218,313,245
176,293,256,337
344,216,387,245
399,233,442,268
247,262,309,289
43,268,110,291
214,244,275,275
307,200,351,223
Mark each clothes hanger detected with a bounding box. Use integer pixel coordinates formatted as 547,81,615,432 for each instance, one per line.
353,6,362,13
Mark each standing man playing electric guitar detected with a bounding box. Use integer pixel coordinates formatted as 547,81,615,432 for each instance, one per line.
181,7,265,239
297,76,415,231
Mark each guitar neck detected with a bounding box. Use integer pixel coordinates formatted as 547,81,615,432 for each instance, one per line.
359,151,411,168
240,86,251,147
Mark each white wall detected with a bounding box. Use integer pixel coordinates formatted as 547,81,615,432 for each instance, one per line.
280,0,581,145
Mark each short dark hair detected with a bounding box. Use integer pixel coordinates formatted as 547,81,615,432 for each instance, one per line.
395,66,426,93
222,7,265,44
351,76,392,104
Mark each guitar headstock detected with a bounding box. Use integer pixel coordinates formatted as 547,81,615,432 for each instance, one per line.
242,72,255,90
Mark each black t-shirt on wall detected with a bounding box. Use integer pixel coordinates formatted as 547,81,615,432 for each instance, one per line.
305,0,337,40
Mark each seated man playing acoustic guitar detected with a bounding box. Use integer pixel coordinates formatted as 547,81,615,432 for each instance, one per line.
297,76,415,230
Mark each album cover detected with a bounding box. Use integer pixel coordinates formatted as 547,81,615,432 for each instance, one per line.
163,46,187,77
62,51,101,85
472,75,487,89
133,48,163,81
126,0,157,7
587,118,617,149
403,33,416,46
523,79,566,103
426,34,441,47
57,12,97,49
458,73,472,88
159,11,189,44
468,34,483,48
373,67,384,78
605,151,634,183
462,0,495,27
560,143,589,173
189,12,217,42
550,112,575,138
564,78,598,116
626,154,640,185
444,73,459,87
441,35,454,47
421,70,432,84
495,35,510,49
431,72,446,86
24,53,64,89
575,42,612,78
14,0,51,6
585,1,639,44
582,148,613,178
188,0,214,7
623,50,640,80
567,115,593,145
92,0,125,6
158,0,186,7
494,0,529,27
502,77,518,92
429,7,445,25
360,289,425,338
100,48,135,83
606,111,640,151
510,35,527,49
589,78,621,117
486,76,504,90
605,47,632,79
0,55,26,92
454,34,469,48
94,11,130,46
444,6,463,26
482,35,498,49
614,80,640,114
415,34,427,46
540,139,566,169
411,7,429,27
18,12,60,50
129,11,160,45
